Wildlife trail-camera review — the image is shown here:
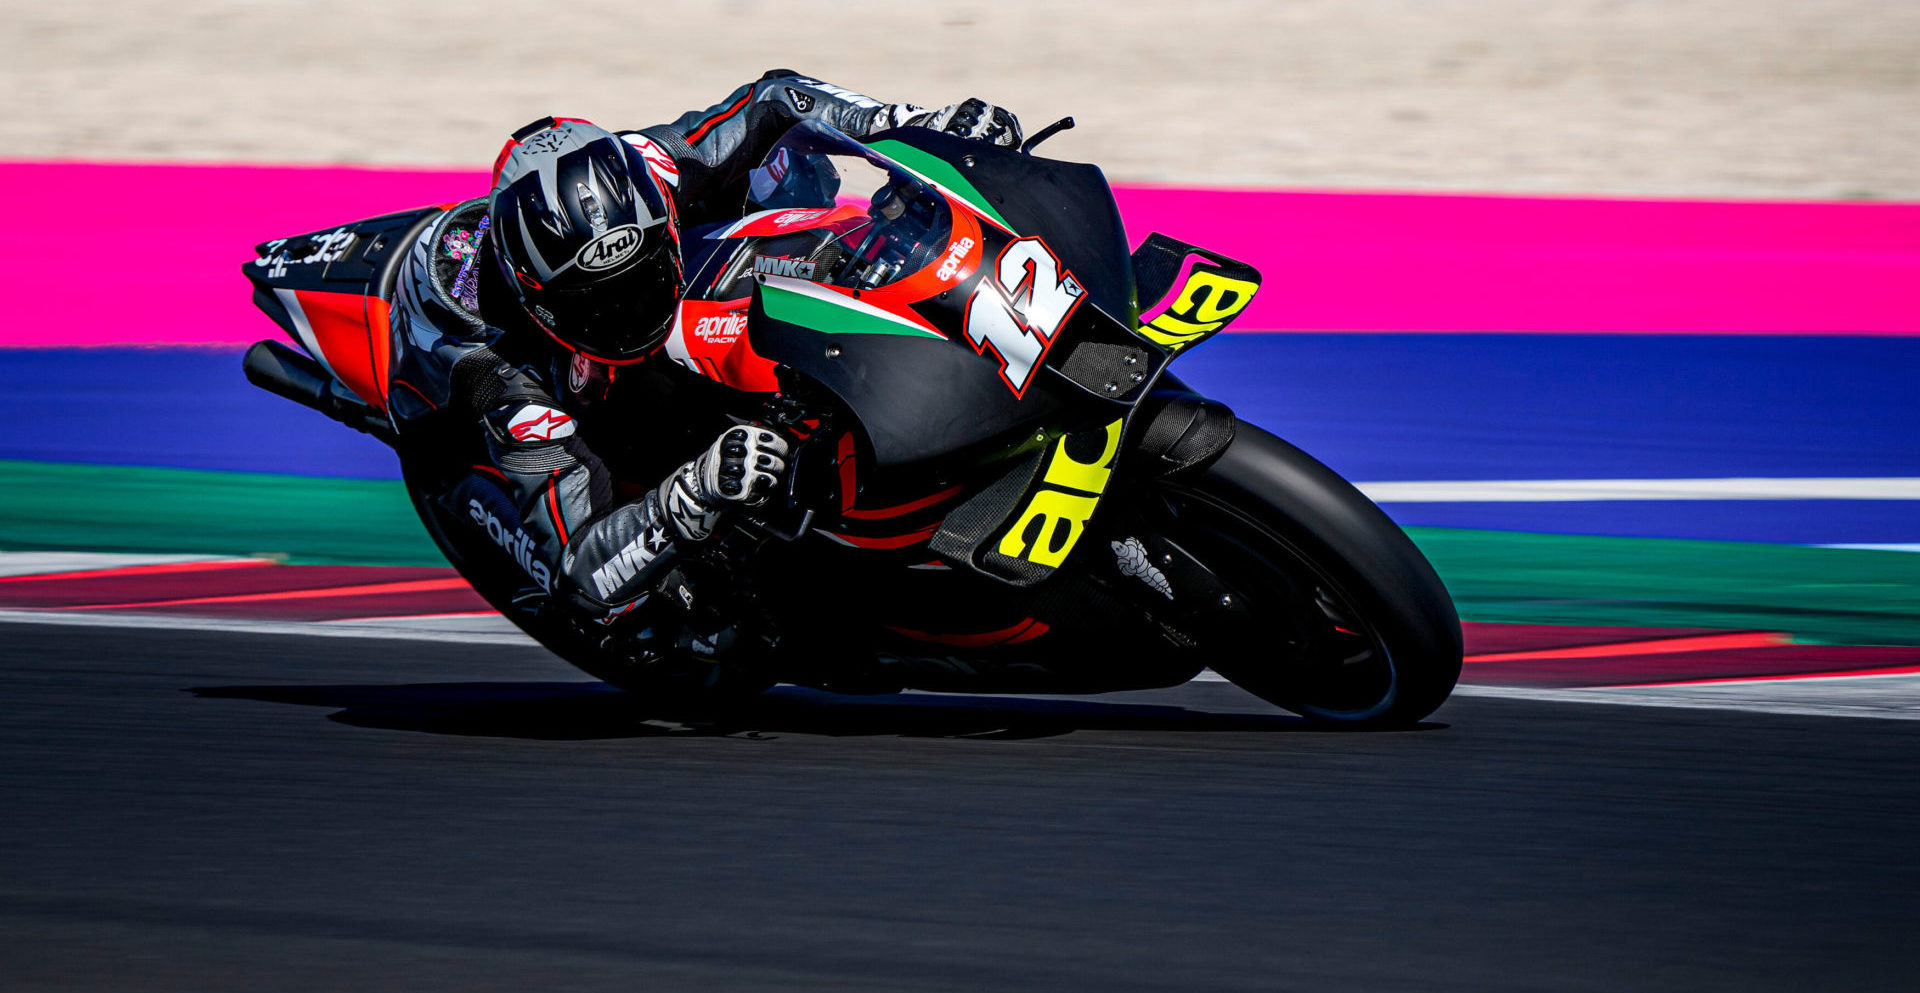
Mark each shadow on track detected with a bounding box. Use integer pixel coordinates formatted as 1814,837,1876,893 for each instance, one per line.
190,681,1441,740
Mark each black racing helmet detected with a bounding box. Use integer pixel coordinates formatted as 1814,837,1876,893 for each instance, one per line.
488,117,681,363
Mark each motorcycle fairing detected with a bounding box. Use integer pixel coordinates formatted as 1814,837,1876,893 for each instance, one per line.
747,282,1068,467
863,128,1136,327
1130,233,1263,353
923,416,1128,585
242,205,446,419
662,298,779,393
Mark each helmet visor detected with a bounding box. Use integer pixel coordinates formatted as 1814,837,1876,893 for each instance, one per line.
529,238,682,361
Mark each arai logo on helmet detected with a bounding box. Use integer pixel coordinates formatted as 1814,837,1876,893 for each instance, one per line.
575,225,645,272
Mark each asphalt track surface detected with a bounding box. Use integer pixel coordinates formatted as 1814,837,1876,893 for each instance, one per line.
5,623,1919,991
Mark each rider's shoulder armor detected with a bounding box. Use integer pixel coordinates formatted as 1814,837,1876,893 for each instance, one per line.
387,198,506,424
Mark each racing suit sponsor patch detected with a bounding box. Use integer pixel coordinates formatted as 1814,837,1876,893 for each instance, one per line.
468,498,553,592
589,524,671,600
622,133,681,188
506,404,576,442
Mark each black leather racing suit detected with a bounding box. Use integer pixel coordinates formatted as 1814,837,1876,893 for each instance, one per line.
437,72,973,639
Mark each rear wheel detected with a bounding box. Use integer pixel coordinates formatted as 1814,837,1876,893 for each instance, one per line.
1152,425,1461,725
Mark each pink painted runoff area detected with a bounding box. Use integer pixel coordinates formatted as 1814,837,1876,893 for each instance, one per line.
3,159,1916,346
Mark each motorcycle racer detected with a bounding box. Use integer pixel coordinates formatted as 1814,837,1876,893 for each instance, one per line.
422,71,1024,653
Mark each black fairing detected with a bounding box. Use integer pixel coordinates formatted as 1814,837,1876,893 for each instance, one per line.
864,128,1137,323
747,290,1067,467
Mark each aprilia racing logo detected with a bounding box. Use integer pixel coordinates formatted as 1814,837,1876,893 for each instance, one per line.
770,208,828,228
691,311,748,344
468,499,552,592
575,225,644,272
936,237,975,281
753,255,817,280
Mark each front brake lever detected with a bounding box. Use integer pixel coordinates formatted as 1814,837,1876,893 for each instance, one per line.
738,439,817,542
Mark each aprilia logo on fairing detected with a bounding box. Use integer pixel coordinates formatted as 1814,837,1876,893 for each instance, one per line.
692,312,748,344
467,499,552,592
753,255,817,280
575,225,644,271
590,525,671,600
936,237,975,281
769,209,829,229
997,418,1124,569
1137,259,1260,353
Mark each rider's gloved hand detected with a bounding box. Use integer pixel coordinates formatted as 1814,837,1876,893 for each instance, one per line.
658,425,791,540
908,98,1024,148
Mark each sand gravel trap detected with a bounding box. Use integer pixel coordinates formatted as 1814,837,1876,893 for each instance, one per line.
6,0,1918,198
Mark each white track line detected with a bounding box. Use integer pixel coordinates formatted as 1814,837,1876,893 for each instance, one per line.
0,552,256,578
7,609,1917,721
1455,676,1920,722
1355,477,1920,502
0,608,537,646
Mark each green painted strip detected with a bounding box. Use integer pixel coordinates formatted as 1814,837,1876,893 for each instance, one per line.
759,280,945,339
3,458,1916,646
866,139,1016,231
0,459,444,566
1406,526,1920,647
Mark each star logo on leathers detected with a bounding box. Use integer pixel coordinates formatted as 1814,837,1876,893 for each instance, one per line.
508,406,575,442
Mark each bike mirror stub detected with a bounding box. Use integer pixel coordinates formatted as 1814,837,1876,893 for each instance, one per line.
1020,117,1076,155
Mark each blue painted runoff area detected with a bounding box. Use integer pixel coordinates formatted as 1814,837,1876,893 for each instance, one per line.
4,334,1916,544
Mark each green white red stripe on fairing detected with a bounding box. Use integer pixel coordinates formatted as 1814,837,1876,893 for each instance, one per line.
864,140,1016,233
756,274,946,340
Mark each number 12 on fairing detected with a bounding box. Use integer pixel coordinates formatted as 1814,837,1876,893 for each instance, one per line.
961,238,1087,397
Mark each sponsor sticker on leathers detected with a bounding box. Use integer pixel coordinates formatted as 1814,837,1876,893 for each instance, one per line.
507,404,576,442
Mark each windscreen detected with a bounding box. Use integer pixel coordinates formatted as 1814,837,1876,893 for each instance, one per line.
745,122,952,291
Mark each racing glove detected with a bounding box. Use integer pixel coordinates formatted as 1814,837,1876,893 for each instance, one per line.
891,98,1025,148
658,425,791,541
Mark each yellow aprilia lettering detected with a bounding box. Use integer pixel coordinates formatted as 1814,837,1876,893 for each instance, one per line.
997,490,1100,568
1041,418,1124,494
997,418,1125,568
1139,267,1260,352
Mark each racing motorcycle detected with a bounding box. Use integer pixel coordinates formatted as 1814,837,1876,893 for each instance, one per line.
241,119,1462,725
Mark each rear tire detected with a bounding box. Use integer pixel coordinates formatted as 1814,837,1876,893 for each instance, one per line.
1155,425,1461,725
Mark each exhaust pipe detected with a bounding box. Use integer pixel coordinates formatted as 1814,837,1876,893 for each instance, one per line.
243,340,393,440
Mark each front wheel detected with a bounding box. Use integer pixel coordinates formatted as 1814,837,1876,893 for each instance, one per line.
1150,425,1462,725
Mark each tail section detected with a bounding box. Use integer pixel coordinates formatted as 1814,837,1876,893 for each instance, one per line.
242,206,447,416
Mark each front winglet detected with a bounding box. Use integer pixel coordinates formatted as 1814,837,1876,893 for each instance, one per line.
1131,233,1263,354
